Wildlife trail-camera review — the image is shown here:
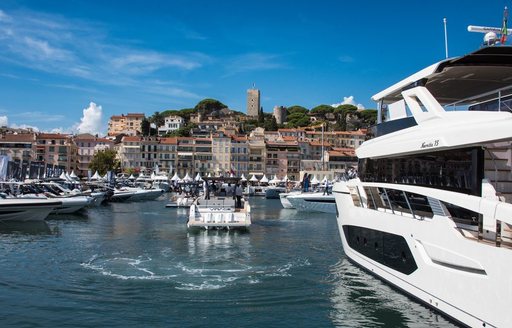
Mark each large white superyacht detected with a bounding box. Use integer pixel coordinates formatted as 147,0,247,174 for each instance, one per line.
333,37,512,326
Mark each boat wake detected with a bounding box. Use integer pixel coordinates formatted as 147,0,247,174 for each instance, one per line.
81,253,310,291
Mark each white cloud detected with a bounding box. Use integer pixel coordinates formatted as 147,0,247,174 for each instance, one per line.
0,115,8,126
224,53,286,76
0,9,206,100
111,53,202,74
10,123,40,132
76,102,103,135
0,10,9,22
331,96,365,110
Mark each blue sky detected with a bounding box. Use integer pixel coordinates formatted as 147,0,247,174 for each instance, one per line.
0,0,509,134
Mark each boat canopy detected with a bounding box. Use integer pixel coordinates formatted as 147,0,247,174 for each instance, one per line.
373,46,512,106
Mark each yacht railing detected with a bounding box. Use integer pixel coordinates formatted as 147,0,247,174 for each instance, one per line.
444,85,512,111
346,181,512,248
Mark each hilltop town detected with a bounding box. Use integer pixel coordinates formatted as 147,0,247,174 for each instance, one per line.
0,88,376,181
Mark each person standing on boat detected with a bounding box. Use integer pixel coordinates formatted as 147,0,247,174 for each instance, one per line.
235,183,243,208
203,180,210,200
302,173,308,192
303,173,310,192
323,179,329,195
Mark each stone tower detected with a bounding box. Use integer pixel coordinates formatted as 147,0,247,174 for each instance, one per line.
273,106,287,124
247,88,260,117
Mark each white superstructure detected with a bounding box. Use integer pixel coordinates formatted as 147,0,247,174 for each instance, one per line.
333,45,512,327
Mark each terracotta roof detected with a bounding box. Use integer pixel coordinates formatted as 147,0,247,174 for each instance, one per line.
266,141,299,147
231,135,248,142
74,133,96,141
305,131,337,136
332,147,355,152
159,137,178,144
328,149,356,156
122,136,141,142
96,138,113,143
1,134,35,142
37,133,70,139
309,140,332,147
335,130,365,136
282,136,297,141
278,128,297,132
126,113,145,117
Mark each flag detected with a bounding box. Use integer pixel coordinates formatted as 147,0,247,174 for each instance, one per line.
501,6,508,44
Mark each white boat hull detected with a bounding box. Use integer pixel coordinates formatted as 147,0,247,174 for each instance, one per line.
188,197,251,229
51,196,90,214
110,188,164,202
286,193,336,213
0,198,62,222
279,191,301,209
333,180,512,328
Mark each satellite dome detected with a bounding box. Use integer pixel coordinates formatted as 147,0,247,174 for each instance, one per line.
484,31,498,44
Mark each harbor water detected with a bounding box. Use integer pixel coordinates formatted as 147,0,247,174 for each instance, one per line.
0,196,458,327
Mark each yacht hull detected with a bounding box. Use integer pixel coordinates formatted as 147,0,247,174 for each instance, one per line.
286,194,336,213
333,181,511,328
110,188,164,202
51,196,91,214
0,199,62,222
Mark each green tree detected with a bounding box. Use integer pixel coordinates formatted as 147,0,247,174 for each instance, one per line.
165,123,197,137
310,104,334,116
258,107,264,123
150,111,165,128
89,149,120,175
333,104,358,131
285,107,311,127
357,109,378,127
141,117,150,136
194,99,227,115
263,114,278,131
287,105,308,115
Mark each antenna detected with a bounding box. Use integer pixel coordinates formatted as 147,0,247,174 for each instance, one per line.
443,18,449,59
468,6,512,46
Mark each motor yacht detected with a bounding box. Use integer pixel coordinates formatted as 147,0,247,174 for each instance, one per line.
0,197,61,222
285,192,336,213
333,42,512,327
187,178,250,230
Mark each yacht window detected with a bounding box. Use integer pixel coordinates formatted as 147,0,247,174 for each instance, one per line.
441,201,479,225
348,186,362,207
359,147,483,196
404,191,433,219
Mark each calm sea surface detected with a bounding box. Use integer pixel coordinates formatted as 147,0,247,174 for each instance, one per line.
0,196,458,327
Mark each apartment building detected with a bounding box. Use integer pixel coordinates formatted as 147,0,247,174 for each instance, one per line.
211,133,231,176
176,137,195,177
116,136,142,170
107,113,145,136
230,135,249,177
265,139,300,181
158,137,178,173
74,133,114,177
36,133,77,172
194,137,212,175
0,132,37,162
140,137,160,171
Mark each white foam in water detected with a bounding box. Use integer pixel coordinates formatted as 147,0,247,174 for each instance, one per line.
82,253,311,290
